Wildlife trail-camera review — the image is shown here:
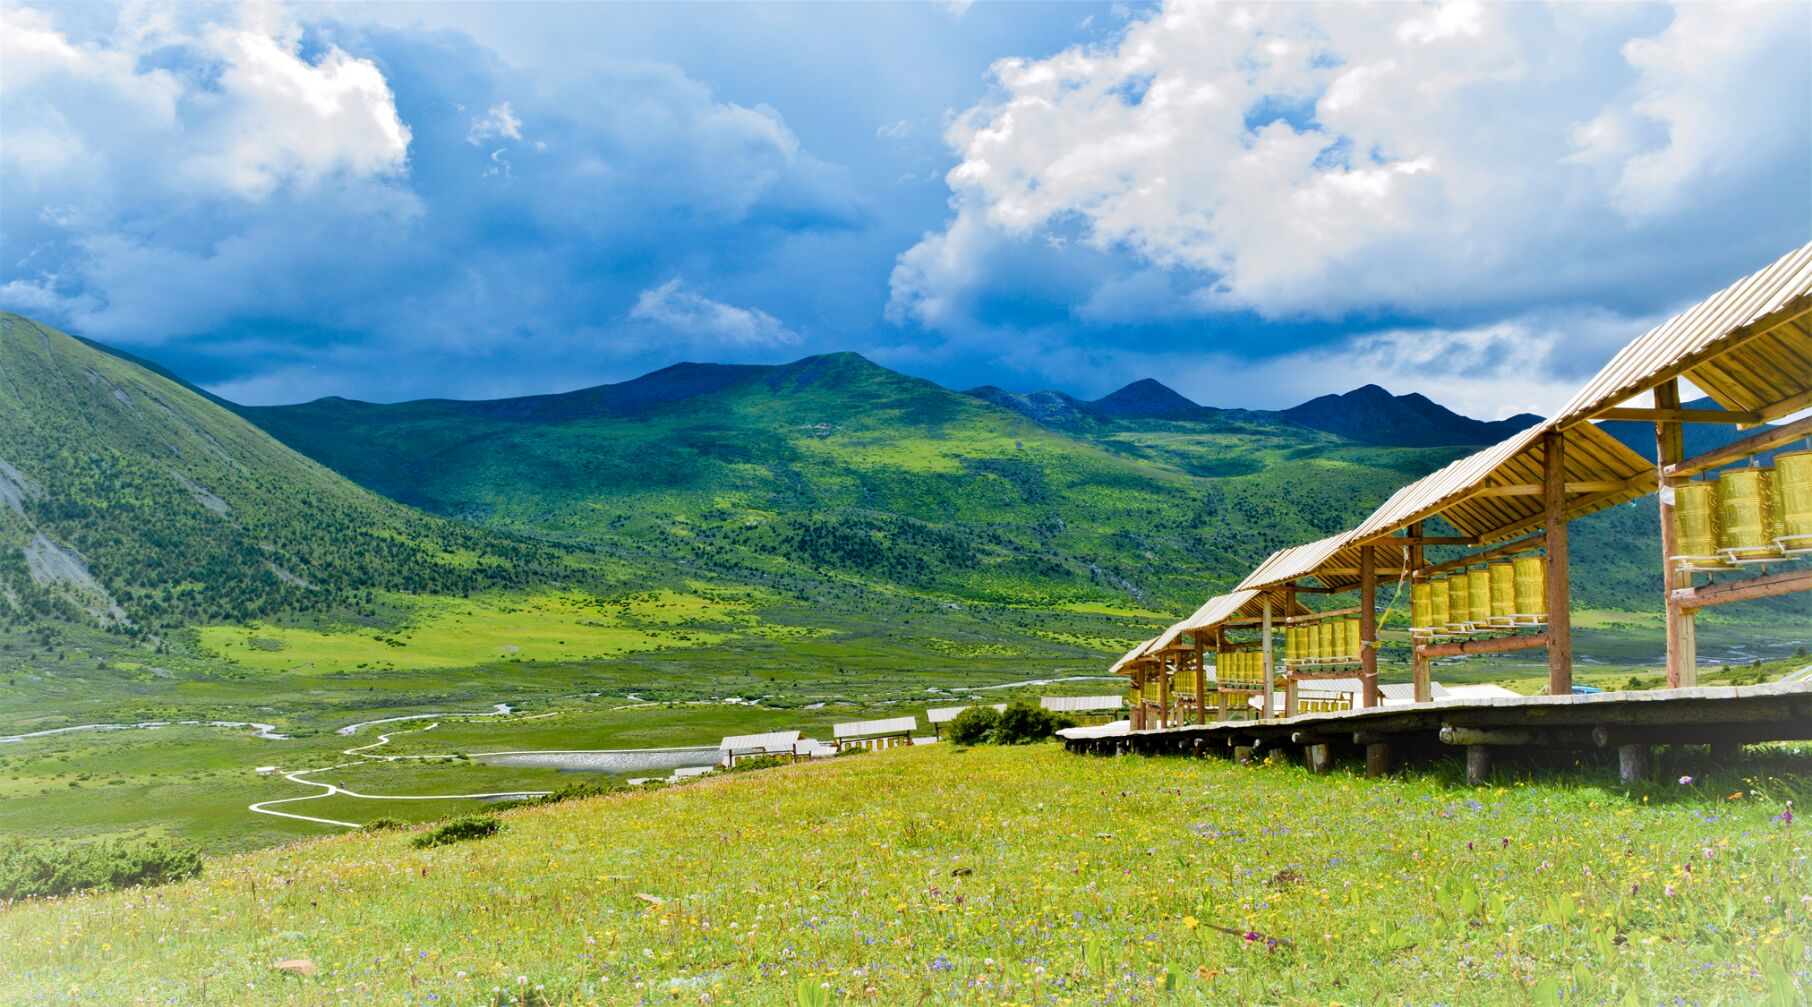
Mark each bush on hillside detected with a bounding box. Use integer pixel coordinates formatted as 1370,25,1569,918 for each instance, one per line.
946,706,1001,746
0,836,202,900
361,817,408,832
722,755,786,774
411,816,503,848
991,701,1075,744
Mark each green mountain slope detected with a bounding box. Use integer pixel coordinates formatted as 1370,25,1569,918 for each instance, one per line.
240,352,1475,611
0,313,560,635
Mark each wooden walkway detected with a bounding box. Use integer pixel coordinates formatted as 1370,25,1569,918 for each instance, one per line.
1059,682,1812,784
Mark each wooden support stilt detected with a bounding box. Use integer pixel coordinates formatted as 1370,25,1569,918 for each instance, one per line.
1465,745,1492,786
1232,745,1255,765
1306,744,1334,774
1708,741,1741,762
1542,431,1574,696
1655,379,1697,688
1618,743,1651,784
1359,544,1378,708
1365,742,1396,778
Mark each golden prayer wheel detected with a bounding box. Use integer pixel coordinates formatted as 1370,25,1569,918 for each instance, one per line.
1773,450,1812,554
1429,576,1450,635
1512,555,1547,625
1718,466,1779,563
1411,582,1433,638
1340,618,1359,662
1288,625,1303,667
1467,568,1491,629
1488,562,1515,628
1671,480,1730,571
1446,574,1471,633
1319,620,1337,663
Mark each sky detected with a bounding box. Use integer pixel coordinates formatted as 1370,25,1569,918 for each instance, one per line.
2,0,1808,417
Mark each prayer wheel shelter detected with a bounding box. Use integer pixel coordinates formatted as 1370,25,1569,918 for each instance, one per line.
719,730,802,767
832,716,918,751
1548,241,1812,687
1127,589,1312,727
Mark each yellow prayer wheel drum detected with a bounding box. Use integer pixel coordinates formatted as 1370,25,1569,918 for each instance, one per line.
1671,480,1727,570
1488,562,1515,627
1446,574,1471,633
1411,582,1433,636
1774,450,1812,554
1318,620,1335,663
1513,555,1547,624
1429,576,1450,634
1718,467,1778,562
1289,626,1304,665
1341,618,1359,661
1466,568,1491,628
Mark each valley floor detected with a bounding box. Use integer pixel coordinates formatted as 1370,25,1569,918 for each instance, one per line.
3,742,1808,1006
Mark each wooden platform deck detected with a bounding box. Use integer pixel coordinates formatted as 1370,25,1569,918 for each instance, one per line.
1059,682,1812,783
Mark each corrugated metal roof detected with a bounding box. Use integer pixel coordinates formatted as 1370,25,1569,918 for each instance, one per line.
833,716,918,739
720,730,801,752
1557,243,1812,425
1041,695,1125,712
1346,419,1653,546
1237,534,1366,593
1109,638,1156,673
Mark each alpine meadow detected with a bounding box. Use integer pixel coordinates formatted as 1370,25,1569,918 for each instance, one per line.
2,2,1810,1006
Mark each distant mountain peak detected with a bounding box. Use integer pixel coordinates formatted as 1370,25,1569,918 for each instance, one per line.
1281,385,1540,447
1088,378,1203,419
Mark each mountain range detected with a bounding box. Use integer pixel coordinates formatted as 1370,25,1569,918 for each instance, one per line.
2,309,1731,649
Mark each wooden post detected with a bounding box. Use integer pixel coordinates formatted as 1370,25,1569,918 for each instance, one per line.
1157,657,1170,729
1132,666,1146,731
1359,544,1378,708
1654,379,1696,687
1261,595,1275,719
1193,639,1208,725
1543,431,1573,696
1409,522,1431,702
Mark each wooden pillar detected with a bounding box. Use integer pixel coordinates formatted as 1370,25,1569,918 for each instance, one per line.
1409,521,1431,702
1157,657,1170,729
1261,595,1275,719
1543,431,1573,696
1654,379,1697,687
1132,666,1146,731
1193,639,1208,725
1359,544,1379,708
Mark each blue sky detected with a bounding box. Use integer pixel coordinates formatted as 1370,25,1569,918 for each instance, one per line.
2,1,1807,416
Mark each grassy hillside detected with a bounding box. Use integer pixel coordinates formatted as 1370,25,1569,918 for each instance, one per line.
241,352,1467,612
0,313,563,636
4,743,1806,1005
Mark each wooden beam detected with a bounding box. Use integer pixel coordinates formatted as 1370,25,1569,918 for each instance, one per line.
1415,532,1547,578
1360,544,1378,709
1465,480,1632,499
1544,431,1573,696
1440,726,1594,747
1653,379,1693,688
1409,521,1430,703
1757,386,1812,426
1358,533,1477,546
1594,406,1763,424
1666,413,1812,479
1282,605,1362,625
1674,568,1812,611
1416,632,1549,659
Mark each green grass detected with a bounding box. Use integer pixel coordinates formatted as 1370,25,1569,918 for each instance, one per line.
3,744,1806,1005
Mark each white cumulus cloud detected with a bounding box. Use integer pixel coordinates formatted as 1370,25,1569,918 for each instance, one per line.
889,1,1810,327
629,279,799,348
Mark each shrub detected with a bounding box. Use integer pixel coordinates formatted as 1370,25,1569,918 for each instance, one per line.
411,816,503,849
722,755,786,774
540,777,627,802
0,836,202,900
946,705,1001,745
361,817,408,832
990,701,1074,745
